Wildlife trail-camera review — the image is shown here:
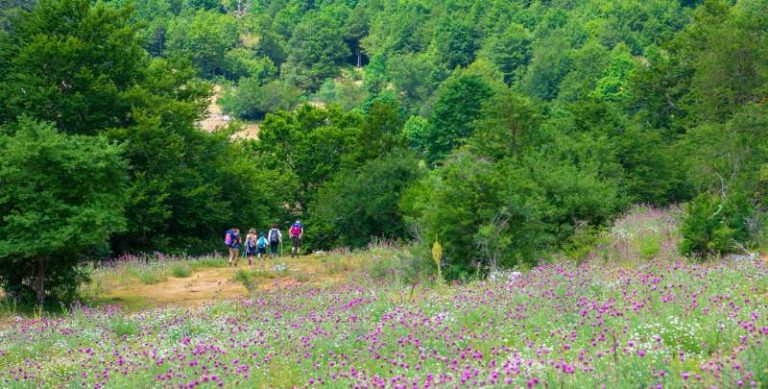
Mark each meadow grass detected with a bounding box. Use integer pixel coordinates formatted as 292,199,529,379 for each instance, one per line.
2,210,766,387
0,253,765,388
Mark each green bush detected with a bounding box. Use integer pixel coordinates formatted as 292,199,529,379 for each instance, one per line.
680,192,754,257
638,234,661,260
220,78,301,120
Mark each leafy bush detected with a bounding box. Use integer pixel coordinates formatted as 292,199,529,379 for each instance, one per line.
220,78,301,120
311,150,424,249
680,192,754,257
638,235,661,260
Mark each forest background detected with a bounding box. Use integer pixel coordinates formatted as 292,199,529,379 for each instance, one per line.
0,0,767,304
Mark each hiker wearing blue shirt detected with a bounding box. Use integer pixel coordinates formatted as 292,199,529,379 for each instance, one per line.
257,232,269,260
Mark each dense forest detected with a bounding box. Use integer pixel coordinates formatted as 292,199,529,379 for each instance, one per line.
1,0,767,302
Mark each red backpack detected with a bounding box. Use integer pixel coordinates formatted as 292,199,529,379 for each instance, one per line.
290,224,302,237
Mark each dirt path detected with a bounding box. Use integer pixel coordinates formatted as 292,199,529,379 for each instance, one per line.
100,257,354,310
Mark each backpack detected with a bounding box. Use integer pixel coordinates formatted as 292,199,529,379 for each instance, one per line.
269,229,279,243
290,223,302,237
224,229,233,246
257,236,268,248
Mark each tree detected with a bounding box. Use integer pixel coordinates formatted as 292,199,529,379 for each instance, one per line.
478,23,531,84
221,49,276,81
281,11,351,90
0,0,147,134
311,150,423,249
432,19,478,70
386,53,442,113
257,105,365,212
424,73,493,164
403,115,429,155
0,118,127,306
468,87,540,160
220,78,300,120
520,33,574,100
165,10,240,77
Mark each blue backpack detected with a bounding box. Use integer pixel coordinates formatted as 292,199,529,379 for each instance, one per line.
257,236,268,248
224,229,233,246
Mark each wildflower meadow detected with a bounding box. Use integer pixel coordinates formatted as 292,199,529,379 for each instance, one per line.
1,256,765,388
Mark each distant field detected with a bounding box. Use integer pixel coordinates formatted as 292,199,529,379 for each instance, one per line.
0,252,765,388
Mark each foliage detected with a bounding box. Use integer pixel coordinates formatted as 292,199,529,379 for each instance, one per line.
313,75,367,112
281,10,352,91
0,0,147,135
311,150,423,249
0,118,127,305
424,73,493,164
680,192,754,257
220,78,300,120
165,10,239,77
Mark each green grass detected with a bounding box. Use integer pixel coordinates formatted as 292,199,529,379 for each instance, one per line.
109,316,139,337
136,269,167,285
170,262,192,278
189,257,226,269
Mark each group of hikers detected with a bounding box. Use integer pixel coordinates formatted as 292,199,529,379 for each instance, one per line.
224,220,304,266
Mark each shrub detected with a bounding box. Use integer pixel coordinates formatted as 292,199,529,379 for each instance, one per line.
638,234,662,260
220,78,300,120
680,192,754,257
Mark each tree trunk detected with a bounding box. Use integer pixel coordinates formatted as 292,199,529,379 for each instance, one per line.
34,257,47,306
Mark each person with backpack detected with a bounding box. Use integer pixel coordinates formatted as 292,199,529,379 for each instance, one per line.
267,224,282,258
225,228,242,266
289,220,304,258
245,228,258,266
256,232,269,260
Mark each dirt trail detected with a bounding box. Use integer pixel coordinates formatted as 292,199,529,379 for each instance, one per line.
101,257,351,310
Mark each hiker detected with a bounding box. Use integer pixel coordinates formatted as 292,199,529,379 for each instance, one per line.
225,228,242,266
289,220,304,258
268,224,282,258
256,232,269,260
245,228,258,266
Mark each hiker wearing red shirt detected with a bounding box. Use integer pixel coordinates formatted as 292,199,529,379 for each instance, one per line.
289,220,304,258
